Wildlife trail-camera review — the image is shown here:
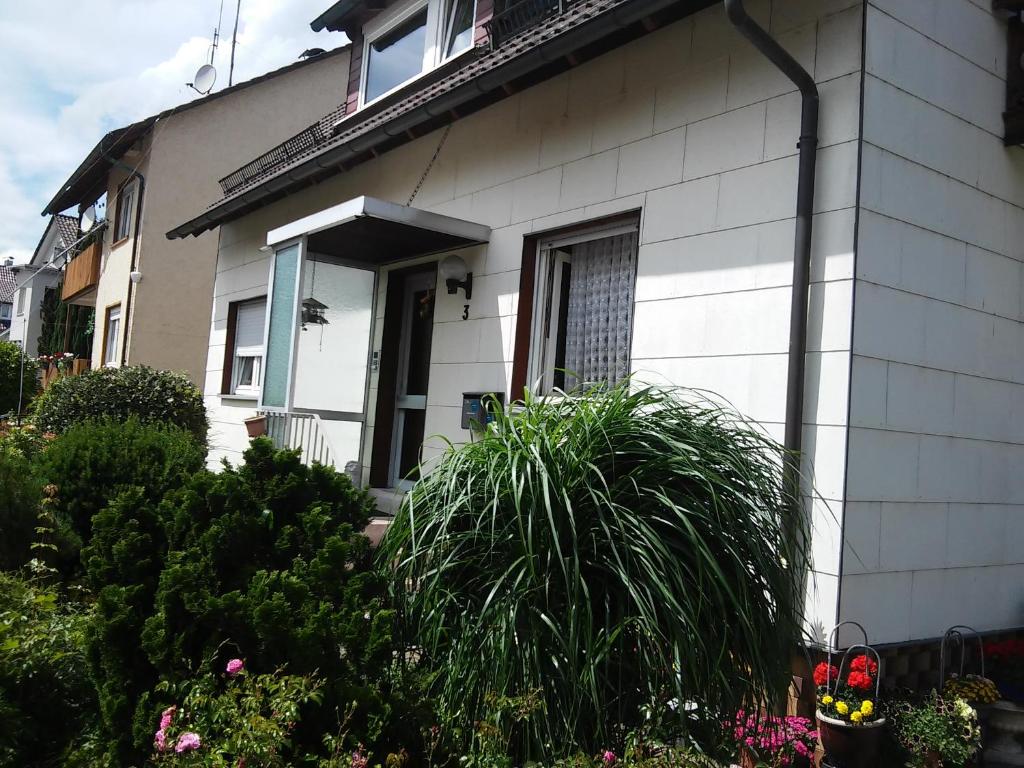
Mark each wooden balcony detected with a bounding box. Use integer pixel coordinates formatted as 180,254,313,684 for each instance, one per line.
61,240,101,304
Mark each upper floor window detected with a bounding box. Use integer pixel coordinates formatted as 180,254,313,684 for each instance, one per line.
362,0,476,106
15,287,26,316
0,302,11,322
113,180,136,243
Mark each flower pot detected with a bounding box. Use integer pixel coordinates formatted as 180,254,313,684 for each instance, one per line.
816,711,886,768
244,415,267,438
985,700,1024,766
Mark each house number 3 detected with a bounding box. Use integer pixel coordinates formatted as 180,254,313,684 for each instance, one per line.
462,304,469,320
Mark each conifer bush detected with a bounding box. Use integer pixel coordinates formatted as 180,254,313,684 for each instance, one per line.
0,340,38,417
31,365,207,440
38,418,205,546
84,439,426,765
0,444,42,571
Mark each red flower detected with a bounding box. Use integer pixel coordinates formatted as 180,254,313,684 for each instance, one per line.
849,655,878,675
846,670,874,690
813,663,839,687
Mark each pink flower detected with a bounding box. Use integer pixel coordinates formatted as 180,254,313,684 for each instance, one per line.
226,658,244,676
175,732,201,753
154,729,168,752
602,751,616,764
159,706,176,730
351,747,368,768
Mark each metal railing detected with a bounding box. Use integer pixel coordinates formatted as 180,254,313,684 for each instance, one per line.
219,120,328,195
261,410,336,467
484,0,570,48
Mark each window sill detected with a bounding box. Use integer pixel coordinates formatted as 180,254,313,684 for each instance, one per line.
220,393,259,402
111,236,130,249
339,45,478,127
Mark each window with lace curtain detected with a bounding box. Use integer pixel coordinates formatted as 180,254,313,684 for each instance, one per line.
524,217,640,394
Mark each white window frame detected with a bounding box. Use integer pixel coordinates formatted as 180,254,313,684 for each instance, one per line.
359,0,477,109
0,302,11,321
526,222,640,394
113,181,136,243
230,298,267,397
103,305,121,367
15,288,26,316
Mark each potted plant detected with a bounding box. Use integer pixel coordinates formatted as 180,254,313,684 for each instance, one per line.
815,648,886,768
244,413,267,438
889,692,981,768
727,709,818,767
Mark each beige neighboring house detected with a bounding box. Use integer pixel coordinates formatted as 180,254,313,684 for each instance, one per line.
42,47,351,384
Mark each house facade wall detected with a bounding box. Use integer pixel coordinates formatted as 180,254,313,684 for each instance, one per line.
204,0,864,634
91,158,148,368
84,51,351,383
840,0,1024,644
9,224,63,357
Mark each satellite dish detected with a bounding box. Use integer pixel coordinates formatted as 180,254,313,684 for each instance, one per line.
190,64,217,95
81,205,97,233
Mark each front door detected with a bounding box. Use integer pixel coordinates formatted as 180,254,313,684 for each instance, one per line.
390,270,436,488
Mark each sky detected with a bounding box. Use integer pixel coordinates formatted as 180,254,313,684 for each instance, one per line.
0,0,346,264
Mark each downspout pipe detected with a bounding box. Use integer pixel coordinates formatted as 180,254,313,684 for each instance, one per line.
724,0,819,507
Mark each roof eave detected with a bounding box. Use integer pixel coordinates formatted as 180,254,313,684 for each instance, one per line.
169,0,716,240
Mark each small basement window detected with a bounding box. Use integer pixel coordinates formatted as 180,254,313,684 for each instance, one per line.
519,216,640,394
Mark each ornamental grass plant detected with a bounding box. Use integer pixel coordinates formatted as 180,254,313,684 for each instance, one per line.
380,382,809,761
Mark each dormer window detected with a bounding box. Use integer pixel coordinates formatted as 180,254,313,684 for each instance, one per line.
361,0,476,107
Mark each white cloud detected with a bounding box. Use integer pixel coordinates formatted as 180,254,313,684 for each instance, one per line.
0,0,345,263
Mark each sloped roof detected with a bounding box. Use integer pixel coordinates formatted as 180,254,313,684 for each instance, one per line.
168,0,715,239
55,214,80,251
0,266,17,304
42,46,350,217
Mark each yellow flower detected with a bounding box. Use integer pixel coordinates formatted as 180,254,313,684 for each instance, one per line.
861,700,874,715
850,711,863,723
836,701,849,715
821,695,834,706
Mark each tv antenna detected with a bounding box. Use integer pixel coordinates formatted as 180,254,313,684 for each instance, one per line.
186,0,230,95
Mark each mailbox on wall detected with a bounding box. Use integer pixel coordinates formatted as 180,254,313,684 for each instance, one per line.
461,392,505,430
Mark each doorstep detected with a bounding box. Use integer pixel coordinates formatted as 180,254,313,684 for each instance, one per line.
364,487,406,547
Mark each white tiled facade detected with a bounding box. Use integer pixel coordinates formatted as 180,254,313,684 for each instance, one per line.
203,0,1023,643
841,0,1024,643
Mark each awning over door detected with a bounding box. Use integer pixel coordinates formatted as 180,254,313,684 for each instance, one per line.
266,196,491,263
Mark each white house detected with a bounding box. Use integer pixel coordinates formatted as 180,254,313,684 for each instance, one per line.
6,215,80,357
169,0,1024,651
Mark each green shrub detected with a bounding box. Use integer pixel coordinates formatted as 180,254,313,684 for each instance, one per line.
38,418,205,546
85,439,426,764
380,383,808,761
0,340,39,417
0,571,96,767
0,445,42,571
31,365,207,440
150,664,323,765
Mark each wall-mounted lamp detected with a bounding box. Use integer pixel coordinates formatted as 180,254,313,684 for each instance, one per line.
129,270,143,284
439,254,472,300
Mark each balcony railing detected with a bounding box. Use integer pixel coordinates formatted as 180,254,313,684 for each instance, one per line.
484,0,569,48
261,409,336,467
61,240,101,303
